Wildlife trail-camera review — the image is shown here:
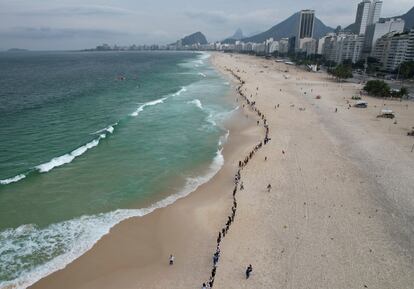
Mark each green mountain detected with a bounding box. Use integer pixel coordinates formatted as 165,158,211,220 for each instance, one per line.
386,6,414,30
239,12,334,43
179,32,208,46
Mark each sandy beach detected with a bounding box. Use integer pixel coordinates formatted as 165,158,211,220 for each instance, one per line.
29,53,414,289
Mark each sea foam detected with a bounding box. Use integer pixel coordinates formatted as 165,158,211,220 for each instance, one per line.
130,97,167,117
0,174,26,185
188,99,203,110
173,87,187,96
1,124,118,185
0,143,226,289
35,138,101,173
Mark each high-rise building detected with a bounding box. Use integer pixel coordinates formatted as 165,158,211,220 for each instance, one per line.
296,10,315,51
364,18,405,54
406,29,414,61
354,0,383,35
322,34,342,63
302,39,317,56
322,33,365,64
341,35,365,63
373,31,411,71
355,0,372,35
317,33,336,55
298,10,315,39
368,0,383,26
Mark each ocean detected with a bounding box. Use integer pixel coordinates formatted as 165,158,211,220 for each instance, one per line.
0,51,235,288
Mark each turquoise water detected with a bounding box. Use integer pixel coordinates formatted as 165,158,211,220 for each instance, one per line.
0,51,234,288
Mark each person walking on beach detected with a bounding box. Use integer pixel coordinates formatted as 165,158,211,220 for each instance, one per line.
202,283,207,289
245,264,253,279
267,184,272,192
169,254,174,265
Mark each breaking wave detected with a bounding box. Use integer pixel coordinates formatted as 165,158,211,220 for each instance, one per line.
188,99,203,110
0,141,226,289
130,97,167,117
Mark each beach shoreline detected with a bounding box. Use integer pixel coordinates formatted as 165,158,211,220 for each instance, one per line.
27,53,264,289
27,52,414,289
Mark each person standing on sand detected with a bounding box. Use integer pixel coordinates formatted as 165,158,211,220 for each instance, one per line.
169,254,174,265
246,264,253,279
267,184,272,192
202,283,207,289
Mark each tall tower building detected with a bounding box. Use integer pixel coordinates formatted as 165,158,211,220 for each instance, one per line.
298,10,315,39
355,0,372,35
368,0,383,25
296,10,315,51
355,0,383,35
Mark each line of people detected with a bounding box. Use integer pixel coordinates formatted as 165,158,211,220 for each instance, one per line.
200,67,272,288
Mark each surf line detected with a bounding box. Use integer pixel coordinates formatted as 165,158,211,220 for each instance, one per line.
202,67,271,288
0,86,183,186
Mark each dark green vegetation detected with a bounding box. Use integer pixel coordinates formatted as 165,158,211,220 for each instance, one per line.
328,64,353,81
364,80,409,98
399,61,414,79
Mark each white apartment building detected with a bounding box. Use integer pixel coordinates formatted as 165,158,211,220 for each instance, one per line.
301,38,317,56
364,18,405,53
323,34,364,64
373,30,413,71
253,43,267,55
407,30,414,61
268,41,280,54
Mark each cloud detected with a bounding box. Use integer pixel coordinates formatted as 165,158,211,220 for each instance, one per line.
0,0,412,49
3,5,138,17
50,5,137,16
184,11,230,24
0,27,128,40
185,9,280,25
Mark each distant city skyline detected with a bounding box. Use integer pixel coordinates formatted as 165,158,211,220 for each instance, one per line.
0,0,413,50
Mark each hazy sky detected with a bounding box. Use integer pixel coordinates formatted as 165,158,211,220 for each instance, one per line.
0,0,412,50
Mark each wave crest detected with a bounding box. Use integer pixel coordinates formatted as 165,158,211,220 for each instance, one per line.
0,174,26,185
0,143,226,289
187,99,203,110
130,97,167,117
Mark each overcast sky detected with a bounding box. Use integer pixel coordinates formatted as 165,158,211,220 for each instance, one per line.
0,0,412,50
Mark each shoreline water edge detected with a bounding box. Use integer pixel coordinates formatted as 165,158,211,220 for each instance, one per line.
0,51,243,289
25,52,264,289
4,51,414,289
